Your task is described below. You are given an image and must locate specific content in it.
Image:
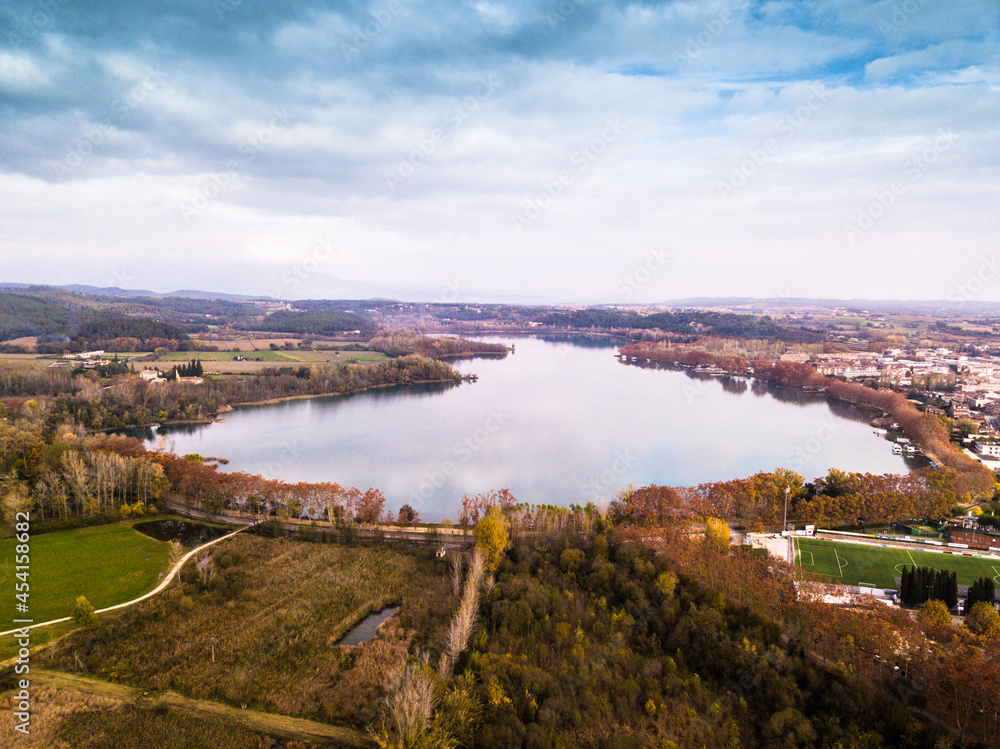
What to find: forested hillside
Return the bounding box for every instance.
[0,292,77,340]
[233,309,376,336]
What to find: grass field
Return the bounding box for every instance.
[794,537,1000,589]
[0,521,172,624]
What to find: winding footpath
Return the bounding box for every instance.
[28,669,374,747]
[0,522,256,638]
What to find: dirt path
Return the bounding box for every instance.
[0,523,256,638]
[31,669,374,748]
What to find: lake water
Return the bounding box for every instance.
[140,336,909,520]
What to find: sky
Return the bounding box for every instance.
[0,0,998,304]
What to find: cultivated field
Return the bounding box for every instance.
[0,521,171,624]
[794,537,1000,589]
[149,348,389,374]
[155,349,387,363]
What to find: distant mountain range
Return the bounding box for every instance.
[657,297,1000,315]
[3,282,1000,315]
[0,283,262,302]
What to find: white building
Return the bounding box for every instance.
[976,441,1000,458]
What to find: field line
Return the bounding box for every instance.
[832,547,845,578]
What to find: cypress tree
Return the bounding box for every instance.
[968,576,996,609]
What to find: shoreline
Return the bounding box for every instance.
[620,357,955,475]
[103,376,466,432]
[225,376,465,409]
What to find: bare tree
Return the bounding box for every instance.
[373,653,437,748]
[439,550,486,679]
[450,553,463,598]
[195,554,216,587]
[167,540,185,569]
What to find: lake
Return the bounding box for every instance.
[139,336,909,520]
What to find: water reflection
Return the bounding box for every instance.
[136,336,909,519]
[718,376,748,396]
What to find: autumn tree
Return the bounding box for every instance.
[474,508,510,572]
[966,602,1000,639]
[397,504,419,525]
[918,599,951,631]
[704,517,730,553]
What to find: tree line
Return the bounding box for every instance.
[609,467,961,529]
[369,330,509,359]
[1,355,461,430]
[540,308,824,342]
[0,420,170,528]
[92,434,393,525]
[899,565,958,608]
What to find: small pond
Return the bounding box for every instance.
[336,606,400,646]
[133,519,230,547]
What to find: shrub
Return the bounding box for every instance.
[73,596,96,628]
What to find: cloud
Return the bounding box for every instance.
[0,0,997,301]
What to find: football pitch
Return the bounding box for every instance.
[793,537,1000,589]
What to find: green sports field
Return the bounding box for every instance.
[794,537,1000,589]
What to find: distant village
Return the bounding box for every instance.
[780,344,1000,467]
